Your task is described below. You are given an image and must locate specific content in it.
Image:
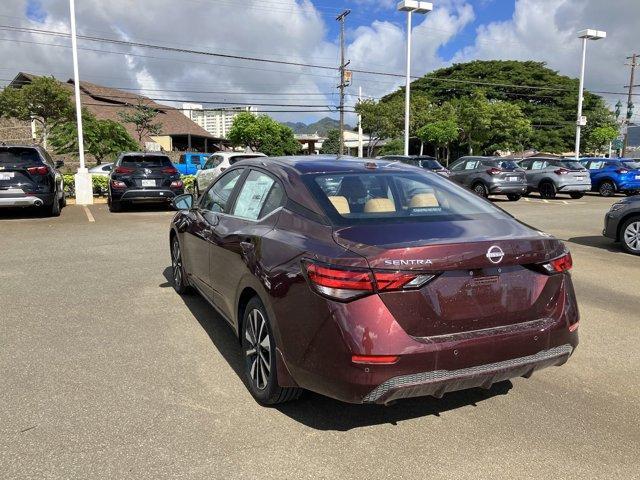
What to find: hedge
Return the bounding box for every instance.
[63,173,196,197]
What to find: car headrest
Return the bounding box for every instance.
[364,198,396,213]
[409,193,440,208]
[328,196,350,214]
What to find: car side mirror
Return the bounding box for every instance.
[55,160,64,168]
[172,193,194,210]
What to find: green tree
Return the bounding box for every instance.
[585,125,619,155]
[378,138,404,156]
[485,102,533,154]
[355,99,401,157]
[118,101,162,144]
[417,119,458,164]
[452,91,492,154]
[50,111,139,164]
[381,60,614,153]
[228,112,299,156]
[320,129,341,154]
[0,76,73,148]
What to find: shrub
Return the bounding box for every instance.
[181,175,196,194]
[62,173,109,197]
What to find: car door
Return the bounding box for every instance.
[182,168,245,300]
[208,169,285,322]
[586,159,606,188]
[448,160,468,184]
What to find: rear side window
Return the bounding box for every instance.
[121,155,172,167]
[202,169,243,212]
[0,148,42,165]
[232,170,279,220]
[307,171,505,224]
[622,160,640,169]
[177,155,186,164]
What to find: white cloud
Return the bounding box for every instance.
[454,0,640,110]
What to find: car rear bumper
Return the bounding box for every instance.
[112,188,183,202]
[363,344,572,404]
[0,192,54,208]
[603,211,620,239]
[618,181,640,191]
[557,183,591,192]
[489,184,528,194]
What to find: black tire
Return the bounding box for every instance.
[472,182,488,198]
[599,180,615,197]
[620,216,640,256]
[47,190,61,217]
[60,191,67,208]
[569,192,585,199]
[539,181,557,199]
[170,235,192,294]
[108,196,122,212]
[241,297,302,405]
[506,194,521,201]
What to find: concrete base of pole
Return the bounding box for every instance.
[74,169,94,205]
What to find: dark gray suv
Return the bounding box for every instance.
[603,196,640,255]
[449,156,527,201]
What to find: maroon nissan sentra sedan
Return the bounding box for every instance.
[169,156,578,405]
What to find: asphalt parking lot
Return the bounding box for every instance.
[1,193,639,480]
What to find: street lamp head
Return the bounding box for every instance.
[397,0,433,14]
[577,29,607,40]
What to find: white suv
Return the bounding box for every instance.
[195,152,266,195]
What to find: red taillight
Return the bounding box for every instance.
[27,166,49,175]
[110,180,126,189]
[162,166,179,175]
[170,180,184,189]
[542,252,573,274]
[352,355,399,365]
[554,168,569,175]
[306,264,374,300]
[616,169,629,174]
[486,168,502,175]
[373,271,421,291]
[115,166,134,174]
[304,261,435,301]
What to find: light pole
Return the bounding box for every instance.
[69,0,93,205]
[575,29,606,160]
[397,1,432,156]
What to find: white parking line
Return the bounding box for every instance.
[83,206,95,223]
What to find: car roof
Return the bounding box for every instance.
[119,152,170,157]
[214,151,267,158]
[234,155,425,175]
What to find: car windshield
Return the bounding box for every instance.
[0,147,41,165]
[306,171,508,224]
[421,159,443,169]
[229,155,265,165]
[493,160,520,170]
[121,155,172,167]
[622,160,640,169]
[557,160,584,169]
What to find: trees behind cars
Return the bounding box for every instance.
[0,76,73,149]
[50,111,139,165]
[228,112,299,156]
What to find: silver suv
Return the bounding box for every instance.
[449,156,527,201]
[518,157,591,199]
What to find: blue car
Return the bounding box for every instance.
[580,157,640,197]
[175,152,211,175]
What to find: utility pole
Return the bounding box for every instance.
[357,86,363,158]
[337,9,350,159]
[623,53,638,157]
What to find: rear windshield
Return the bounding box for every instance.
[306,170,507,224]
[420,159,443,169]
[229,155,264,165]
[120,155,172,167]
[0,147,42,165]
[622,160,640,169]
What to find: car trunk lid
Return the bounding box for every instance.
[333,219,567,338]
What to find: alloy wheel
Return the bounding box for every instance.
[600,181,615,197]
[245,309,271,391]
[172,239,183,287]
[473,184,487,197]
[623,221,640,253]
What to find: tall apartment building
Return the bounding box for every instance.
[182,104,257,139]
